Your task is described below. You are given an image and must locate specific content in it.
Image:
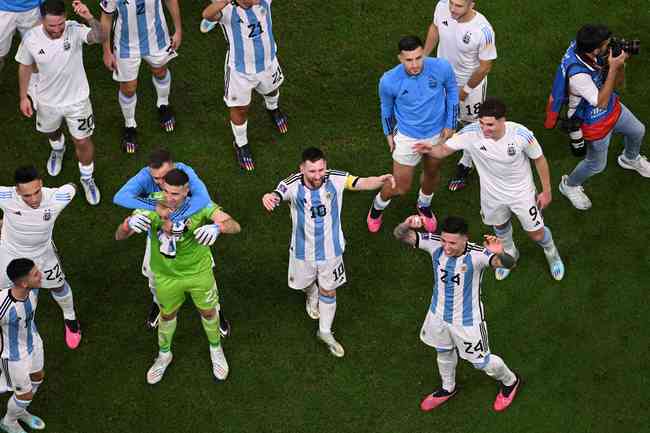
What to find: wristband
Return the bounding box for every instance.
[463,84,473,94]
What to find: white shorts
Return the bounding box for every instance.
[113,50,178,82]
[0,7,40,57]
[480,191,545,232]
[36,98,94,140]
[288,255,346,292]
[224,56,284,107]
[0,338,44,394]
[0,245,66,290]
[459,78,488,124]
[392,131,440,167]
[419,310,490,364]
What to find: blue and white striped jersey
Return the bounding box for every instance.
[275,170,358,261]
[0,289,40,361]
[0,184,75,257]
[218,0,277,74]
[417,232,494,326]
[100,0,171,59]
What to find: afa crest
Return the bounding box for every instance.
[428,76,437,89]
[43,209,51,221]
[507,144,516,156]
[462,32,472,44]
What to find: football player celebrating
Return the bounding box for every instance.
[367,35,458,234]
[262,147,394,357]
[15,0,105,205]
[100,0,182,153]
[113,148,231,336]
[394,215,521,412]
[0,259,47,433]
[0,166,82,350]
[115,169,241,384]
[424,0,497,191]
[414,97,565,281]
[202,0,288,171]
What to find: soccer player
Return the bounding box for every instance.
[15,0,105,205]
[113,148,231,335]
[414,97,565,281]
[0,166,82,350]
[201,0,289,172]
[0,0,40,74]
[394,215,521,412]
[367,35,458,233]
[115,168,241,383]
[262,147,395,357]
[0,259,47,433]
[100,0,182,153]
[423,0,497,191]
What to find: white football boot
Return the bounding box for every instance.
[80,176,101,206]
[316,330,344,358]
[146,351,173,384]
[210,344,229,381]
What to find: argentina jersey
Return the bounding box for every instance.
[100,0,171,59]
[275,170,355,261]
[417,233,493,326]
[218,0,277,74]
[0,289,40,362]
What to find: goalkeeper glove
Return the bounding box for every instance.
[195,224,220,246]
[128,214,151,233]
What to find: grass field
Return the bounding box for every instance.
[0,1,649,432]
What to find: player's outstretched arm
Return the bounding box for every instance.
[73,1,106,44]
[484,235,515,269]
[393,215,423,247]
[533,155,552,210]
[115,214,151,240]
[202,0,230,21]
[164,0,182,50]
[423,22,439,56]
[100,12,116,71]
[113,168,158,211]
[351,174,395,191]
[412,141,456,159]
[262,192,282,212]
[211,210,241,235]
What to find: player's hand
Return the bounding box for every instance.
[483,235,504,255]
[103,50,118,72]
[413,141,433,155]
[536,190,552,210]
[437,128,454,145]
[386,134,395,153]
[156,202,172,219]
[72,1,93,21]
[19,97,33,118]
[405,215,423,229]
[128,214,151,233]
[195,224,220,246]
[379,174,396,189]
[262,193,280,212]
[169,31,182,52]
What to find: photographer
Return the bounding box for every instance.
[548,24,649,210]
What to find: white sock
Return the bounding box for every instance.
[31,380,42,396]
[231,121,248,147]
[437,349,458,392]
[118,90,138,128]
[304,283,318,307]
[494,223,516,258]
[5,395,30,423]
[459,151,473,168]
[149,285,159,305]
[152,70,171,107]
[372,193,391,211]
[417,189,434,208]
[536,226,557,256]
[51,281,76,320]
[482,354,516,386]
[49,133,65,151]
[318,294,336,334]
[263,92,279,110]
[78,162,94,180]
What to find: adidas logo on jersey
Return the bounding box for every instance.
[480,145,487,151]
[442,20,448,26]
[13,211,21,215]
[402,90,409,95]
[38,49,45,55]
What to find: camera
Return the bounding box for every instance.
[609,37,641,57]
[560,116,586,157]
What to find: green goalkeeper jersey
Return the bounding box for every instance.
[135,195,221,279]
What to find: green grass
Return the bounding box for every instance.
[0,1,649,432]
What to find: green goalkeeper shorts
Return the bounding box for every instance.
[155,271,220,315]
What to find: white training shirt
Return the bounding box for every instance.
[100,0,171,59]
[417,232,493,326]
[0,184,75,258]
[568,73,599,117]
[218,0,277,75]
[15,21,91,107]
[0,289,43,361]
[445,122,543,202]
[0,288,41,362]
[274,170,358,262]
[433,0,497,87]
